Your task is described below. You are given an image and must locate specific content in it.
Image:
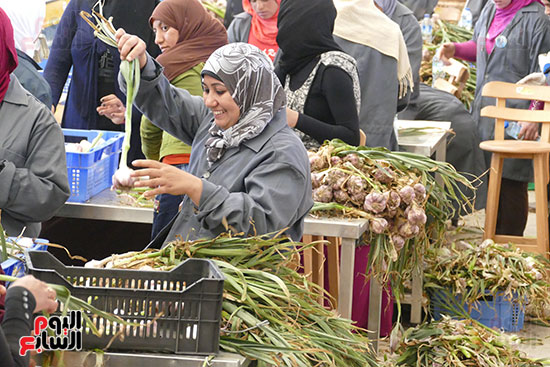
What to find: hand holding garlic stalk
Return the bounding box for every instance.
[80,10,142,187]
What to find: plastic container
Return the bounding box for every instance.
[1,238,49,278]
[458,7,473,31]
[430,289,525,332]
[63,129,124,202]
[421,14,433,42]
[504,121,540,141]
[26,250,224,355]
[504,120,522,140]
[432,55,445,86]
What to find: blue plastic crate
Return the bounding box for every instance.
[431,289,525,332]
[1,238,49,278]
[63,129,124,202]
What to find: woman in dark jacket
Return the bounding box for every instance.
[44,0,160,163]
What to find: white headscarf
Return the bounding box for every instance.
[0,0,45,57]
[333,0,413,98]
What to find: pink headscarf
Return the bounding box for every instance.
[0,8,18,103]
[487,0,542,53]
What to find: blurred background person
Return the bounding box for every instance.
[438,0,550,236]
[227,0,280,61]
[44,0,160,165]
[0,0,52,107]
[224,0,244,28]
[333,0,413,150]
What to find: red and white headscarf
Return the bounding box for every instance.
[242,0,280,61]
[0,7,18,103]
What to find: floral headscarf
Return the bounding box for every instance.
[202,43,286,164]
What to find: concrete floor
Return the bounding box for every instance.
[460,191,550,360]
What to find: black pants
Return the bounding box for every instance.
[495,178,528,236]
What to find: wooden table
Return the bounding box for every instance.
[302,217,386,351]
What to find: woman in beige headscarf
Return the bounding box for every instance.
[333,0,413,151]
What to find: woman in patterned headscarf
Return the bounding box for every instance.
[274,0,361,150]
[113,31,313,247]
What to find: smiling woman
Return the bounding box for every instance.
[114,37,313,247]
[201,74,241,130]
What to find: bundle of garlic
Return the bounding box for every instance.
[309,140,473,319]
[424,239,550,323]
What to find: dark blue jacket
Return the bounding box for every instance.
[44,0,159,162]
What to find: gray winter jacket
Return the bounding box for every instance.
[120,56,313,246]
[0,75,69,237]
[227,12,252,43]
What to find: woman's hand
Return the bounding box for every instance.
[438,43,456,66]
[131,160,203,205]
[115,28,147,69]
[518,121,540,141]
[10,276,58,314]
[97,94,126,125]
[517,72,547,86]
[286,108,299,128]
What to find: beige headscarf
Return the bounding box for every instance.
[333,0,413,97]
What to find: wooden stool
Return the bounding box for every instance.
[480,81,550,255]
[359,129,367,146]
[301,235,340,308]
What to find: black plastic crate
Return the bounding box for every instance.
[26,250,224,355]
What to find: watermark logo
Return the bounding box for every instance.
[19,310,83,356]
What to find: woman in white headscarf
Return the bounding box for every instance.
[0,0,51,107]
[113,30,313,247]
